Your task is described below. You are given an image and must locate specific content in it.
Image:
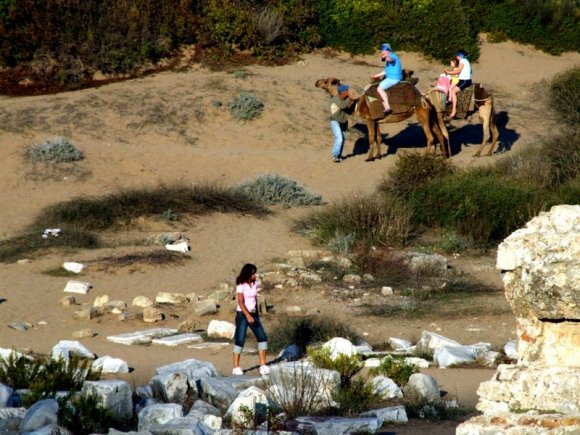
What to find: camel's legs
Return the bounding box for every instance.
[437,113,451,158]
[486,107,499,156]
[366,120,378,161]
[473,100,499,157]
[375,124,382,159]
[416,106,437,157]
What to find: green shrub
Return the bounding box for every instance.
[229,92,264,121]
[331,377,381,416]
[25,137,84,163]
[295,193,412,251]
[58,394,120,434]
[268,316,359,353]
[308,346,364,388]
[550,67,580,126]
[371,355,418,387]
[238,173,322,207]
[403,390,475,421]
[382,152,454,201]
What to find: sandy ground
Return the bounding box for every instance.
[1,35,579,433]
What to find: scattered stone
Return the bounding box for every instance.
[405,373,441,401]
[8,322,31,332]
[208,289,230,301]
[152,333,203,346]
[416,330,462,355]
[207,320,235,340]
[194,299,217,316]
[143,306,164,323]
[107,328,178,345]
[93,295,109,307]
[150,232,188,246]
[403,252,448,276]
[51,340,95,360]
[362,273,375,283]
[132,296,154,307]
[373,376,403,399]
[389,337,412,350]
[285,306,302,316]
[59,296,76,306]
[503,340,518,360]
[434,345,482,368]
[71,328,94,339]
[93,356,129,373]
[286,416,383,435]
[19,398,59,433]
[322,337,357,360]
[364,358,381,368]
[73,308,94,320]
[404,357,430,369]
[288,256,305,268]
[188,342,229,350]
[176,319,196,333]
[381,286,394,296]
[81,380,133,422]
[63,280,91,294]
[0,384,13,407]
[342,274,361,285]
[225,386,269,426]
[62,262,85,274]
[17,259,32,264]
[305,307,320,316]
[360,405,408,423]
[165,241,190,252]
[138,403,183,432]
[156,292,189,305]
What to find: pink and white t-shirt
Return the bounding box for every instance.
[236,281,260,312]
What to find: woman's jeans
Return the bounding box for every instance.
[233,311,268,354]
[330,120,347,159]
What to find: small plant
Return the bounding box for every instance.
[211,99,223,108]
[331,377,382,416]
[268,316,359,353]
[162,208,178,222]
[229,92,264,121]
[25,137,84,163]
[371,356,418,387]
[58,393,119,434]
[403,390,475,421]
[308,346,363,388]
[238,173,322,208]
[232,69,247,79]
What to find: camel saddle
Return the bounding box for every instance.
[364,82,423,120]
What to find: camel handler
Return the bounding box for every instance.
[328,84,357,163]
[371,43,403,115]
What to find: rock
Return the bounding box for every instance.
[81,380,133,422]
[138,403,183,431]
[225,386,269,426]
[381,286,394,296]
[151,372,189,403]
[285,306,302,316]
[59,296,76,306]
[92,356,129,374]
[93,295,109,307]
[360,405,408,423]
[405,373,440,401]
[434,345,482,368]
[62,261,85,274]
[208,289,230,301]
[322,337,357,360]
[403,252,448,276]
[143,306,164,323]
[165,241,191,252]
[156,292,189,304]
[73,308,93,320]
[207,320,235,340]
[107,328,178,345]
[152,333,203,346]
[51,340,95,360]
[19,399,59,433]
[362,273,375,283]
[404,357,430,369]
[194,299,217,316]
[63,280,91,294]
[342,274,362,285]
[0,383,13,407]
[372,376,403,399]
[8,322,31,332]
[285,416,383,435]
[504,340,519,360]
[132,296,154,307]
[71,328,94,339]
[416,330,462,355]
[389,337,412,350]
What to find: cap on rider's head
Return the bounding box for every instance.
[381,43,392,52]
[338,84,349,93]
[456,50,466,58]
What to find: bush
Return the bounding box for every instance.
[25,137,84,163]
[550,67,580,126]
[371,355,419,387]
[238,173,322,207]
[268,316,359,354]
[381,152,454,201]
[229,92,264,121]
[308,346,364,388]
[58,394,120,434]
[403,390,475,421]
[295,193,412,252]
[331,377,381,416]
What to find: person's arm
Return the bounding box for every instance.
[371,71,385,80]
[237,286,254,323]
[445,63,464,76]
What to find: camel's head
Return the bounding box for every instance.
[315,77,340,96]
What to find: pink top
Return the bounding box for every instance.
[236,281,260,312]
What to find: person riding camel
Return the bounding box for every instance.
[370,43,403,115]
[444,50,472,119]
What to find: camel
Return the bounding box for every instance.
[315,75,449,161]
[425,83,499,157]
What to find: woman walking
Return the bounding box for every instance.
[232,263,269,376]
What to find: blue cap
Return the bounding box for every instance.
[456,50,466,58]
[338,84,349,93]
[381,43,392,52]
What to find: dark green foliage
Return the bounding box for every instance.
[381,153,454,201]
[32,183,268,231]
[403,390,476,421]
[407,168,551,245]
[268,316,359,353]
[238,173,322,207]
[371,355,418,387]
[549,67,580,126]
[331,377,382,416]
[0,353,43,390]
[58,394,120,434]
[25,137,84,163]
[229,92,264,121]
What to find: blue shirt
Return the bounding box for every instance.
[384,52,403,81]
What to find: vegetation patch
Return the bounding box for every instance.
[238,173,322,207]
[87,250,191,271]
[371,356,419,387]
[229,92,264,121]
[24,137,84,163]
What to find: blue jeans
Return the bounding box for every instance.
[233,311,268,354]
[330,120,347,159]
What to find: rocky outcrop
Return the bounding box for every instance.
[458,205,580,434]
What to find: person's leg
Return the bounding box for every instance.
[378,78,399,113]
[330,120,344,160]
[249,316,268,368]
[232,311,248,372]
[450,87,459,118]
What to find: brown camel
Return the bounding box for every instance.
[315,76,449,161]
[425,83,499,157]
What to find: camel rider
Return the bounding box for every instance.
[445,50,472,118]
[371,43,403,115]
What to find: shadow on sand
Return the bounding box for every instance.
[346,122,427,160]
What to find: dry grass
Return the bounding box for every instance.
[86,250,190,271]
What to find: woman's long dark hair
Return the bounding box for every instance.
[236,263,257,285]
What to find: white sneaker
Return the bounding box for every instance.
[232,367,244,376]
[259,365,270,376]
